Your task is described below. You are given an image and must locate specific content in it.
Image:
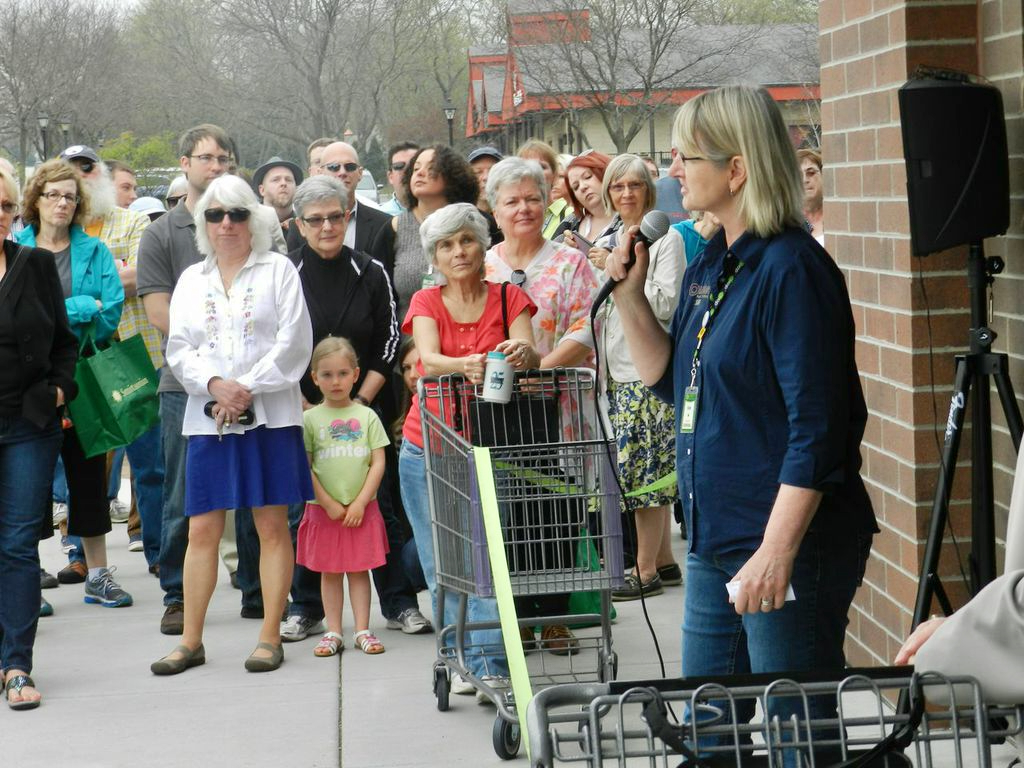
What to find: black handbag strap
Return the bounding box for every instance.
[501,280,509,339]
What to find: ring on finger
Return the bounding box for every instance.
[759,597,773,609]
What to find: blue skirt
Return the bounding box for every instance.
[185,425,313,516]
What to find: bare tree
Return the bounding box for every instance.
[510,0,766,152]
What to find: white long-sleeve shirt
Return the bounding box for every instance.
[166,250,313,436]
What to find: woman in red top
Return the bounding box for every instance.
[399,202,538,696]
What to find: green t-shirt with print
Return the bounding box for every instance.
[302,403,390,505]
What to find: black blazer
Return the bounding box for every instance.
[285,200,394,256]
[0,240,78,428]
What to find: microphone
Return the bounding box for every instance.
[590,210,672,314]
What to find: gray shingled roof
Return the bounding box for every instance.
[514,23,818,95]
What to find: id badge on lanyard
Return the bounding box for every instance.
[680,385,699,433]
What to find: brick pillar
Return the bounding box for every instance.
[819,1,994,665]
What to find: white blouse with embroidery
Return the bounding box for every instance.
[167,250,313,436]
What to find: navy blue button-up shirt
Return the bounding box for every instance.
[650,226,876,556]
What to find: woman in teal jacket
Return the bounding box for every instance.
[18,160,132,609]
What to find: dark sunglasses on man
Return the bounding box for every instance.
[74,160,95,174]
[166,195,185,208]
[203,208,251,223]
[321,161,360,174]
[390,161,408,172]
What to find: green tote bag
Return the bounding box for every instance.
[67,329,160,458]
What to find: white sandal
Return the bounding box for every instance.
[313,632,344,657]
[353,629,385,654]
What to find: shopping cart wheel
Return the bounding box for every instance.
[492,716,521,760]
[433,665,450,712]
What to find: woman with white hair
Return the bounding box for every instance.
[399,202,539,697]
[605,85,877,737]
[151,175,313,675]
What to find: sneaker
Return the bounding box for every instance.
[127,535,144,552]
[57,560,88,584]
[52,501,68,526]
[612,572,664,602]
[109,499,130,523]
[84,566,133,608]
[279,614,325,642]
[385,607,433,634]
[450,674,475,696]
[40,568,59,589]
[160,603,185,635]
[40,597,54,617]
[540,624,580,656]
[475,675,509,706]
[657,563,683,586]
[60,536,75,555]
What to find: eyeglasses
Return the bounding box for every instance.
[203,208,251,223]
[190,154,232,166]
[74,160,95,174]
[609,181,647,194]
[510,269,527,287]
[321,162,360,174]
[300,212,346,228]
[166,195,185,207]
[0,201,17,215]
[390,161,408,172]
[41,191,80,205]
[671,148,707,164]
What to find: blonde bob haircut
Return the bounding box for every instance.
[673,85,803,238]
[310,335,359,373]
[601,153,656,217]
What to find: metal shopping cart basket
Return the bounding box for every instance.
[419,368,625,758]
[525,667,1024,767]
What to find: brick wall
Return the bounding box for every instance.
[820,0,1024,666]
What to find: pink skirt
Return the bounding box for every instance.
[296,500,389,574]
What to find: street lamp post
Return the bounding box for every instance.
[60,118,71,149]
[443,98,456,147]
[37,113,50,161]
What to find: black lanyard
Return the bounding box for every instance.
[688,250,744,388]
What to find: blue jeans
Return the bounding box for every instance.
[0,416,62,674]
[371,446,420,620]
[682,532,872,734]
[107,446,125,499]
[399,442,507,678]
[286,502,324,620]
[53,456,85,563]
[52,456,68,504]
[158,391,189,606]
[124,424,164,567]
[234,507,262,611]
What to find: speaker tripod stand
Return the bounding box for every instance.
[910,241,1022,629]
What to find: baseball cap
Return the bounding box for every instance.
[467,146,503,164]
[58,145,101,164]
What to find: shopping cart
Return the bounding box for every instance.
[525,667,1024,767]
[419,368,625,758]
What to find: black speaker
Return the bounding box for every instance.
[899,73,1010,256]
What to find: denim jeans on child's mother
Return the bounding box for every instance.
[399,441,508,679]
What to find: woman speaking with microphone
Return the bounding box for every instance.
[604,85,877,734]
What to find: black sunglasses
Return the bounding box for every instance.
[166,195,185,207]
[390,161,408,172]
[510,269,527,287]
[321,161,360,174]
[204,208,251,223]
[75,160,95,174]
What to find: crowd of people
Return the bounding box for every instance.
[0,86,890,722]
